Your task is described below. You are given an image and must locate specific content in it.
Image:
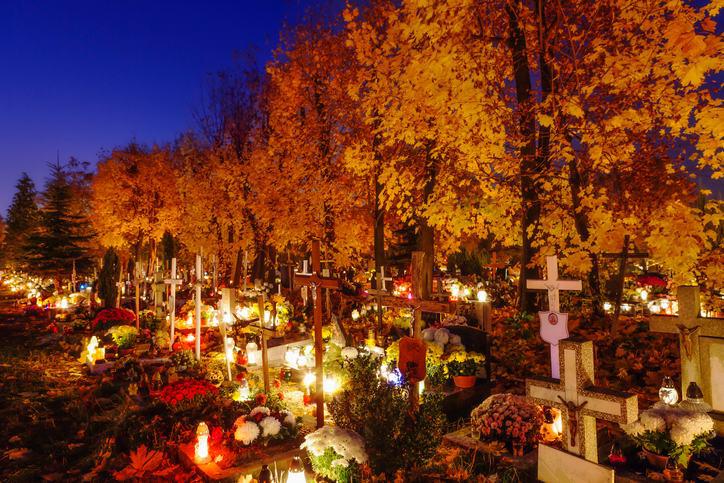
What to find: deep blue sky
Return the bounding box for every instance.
[0,0,315,212]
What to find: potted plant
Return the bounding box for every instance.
[107,325,139,355]
[446,351,485,388]
[621,405,714,470]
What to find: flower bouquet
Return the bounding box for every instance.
[301,425,368,483]
[92,307,136,331]
[107,325,139,351]
[232,393,300,449]
[470,394,543,455]
[157,378,219,412]
[621,405,714,468]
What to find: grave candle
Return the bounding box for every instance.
[195,422,210,463]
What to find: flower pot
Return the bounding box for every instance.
[453,375,477,388]
[643,448,669,471]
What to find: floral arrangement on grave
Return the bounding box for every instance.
[445,350,486,388]
[179,300,214,328]
[157,379,219,412]
[171,350,199,372]
[470,394,543,455]
[232,394,301,447]
[382,307,413,331]
[107,325,139,350]
[92,307,136,331]
[620,406,715,468]
[301,425,368,483]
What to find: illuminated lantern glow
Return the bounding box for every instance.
[287,456,306,483]
[185,333,195,343]
[477,290,488,303]
[246,341,259,365]
[351,309,360,321]
[86,336,99,364]
[323,376,340,394]
[303,371,315,391]
[658,376,679,405]
[639,289,649,302]
[450,284,460,299]
[603,302,612,312]
[195,422,210,463]
[225,337,235,362]
[59,297,69,310]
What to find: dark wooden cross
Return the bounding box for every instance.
[293,239,342,428]
[367,252,457,409]
[484,252,506,280]
[601,234,648,328]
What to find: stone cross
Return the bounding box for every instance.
[164,258,183,349]
[294,239,342,429]
[527,256,581,378]
[152,266,165,316]
[134,261,144,329]
[527,337,638,463]
[650,285,724,414]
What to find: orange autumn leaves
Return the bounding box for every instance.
[91,0,722,291]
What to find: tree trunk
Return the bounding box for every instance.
[568,154,604,317]
[231,247,245,288]
[507,1,543,313]
[374,170,386,282]
[416,145,437,297]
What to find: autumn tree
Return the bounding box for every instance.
[92,144,180,270]
[98,246,121,308]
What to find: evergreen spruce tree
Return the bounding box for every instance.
[98,247,121,308]
[4,173,40,268]
[26,163,93,286]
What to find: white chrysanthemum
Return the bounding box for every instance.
[341,346,359,360]
[301,426,368,467]
[281,410,297,427]
[249,406,270,418]
[434,328,450,345]
[260,416,281,437]
[234,421,260,445]
[670,423,695,446]
[641,412,666,432]
[421,328,436,341]
[621,420,646,437]
[449,334,462,346]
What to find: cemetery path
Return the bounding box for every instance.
[0,292,104,481]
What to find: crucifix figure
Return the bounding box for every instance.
[164,258,183,349]
[650,285,724,414]
[297,259,312,306]
[526,256,582,378]
[527,337,638,463]
[294,239,342,428]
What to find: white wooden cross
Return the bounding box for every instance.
[650,285,724,414]
[527,256,582,378]
[526,255,582,312]
[164,258,183,349]
[527,338,638,465]
[377,266,394,292]
[194,254,203,360]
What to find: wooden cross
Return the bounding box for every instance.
[152,266,166,316]
[164,258,183,349]
[372,266,394,331]
[601,234,648,325]
[526,337,638,463]
[367,252,457,409]
[484,252,506,280]
[650,285,724,410]
[526,255,582,313]
[193,254,203,361]
[293,239,342,429]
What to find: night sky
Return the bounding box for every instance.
[0,0,315,212]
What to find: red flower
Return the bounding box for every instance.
[255,393,268,406]
[273,379,281,389]
[235,372,246,382]
[211,426,223,443]
[277,392,284,401]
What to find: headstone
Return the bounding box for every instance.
[649,285,724,432]
[526,337,638,481]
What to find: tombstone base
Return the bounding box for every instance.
[439,379,490,420]
[538,444,614,483]
[177,439,304,482]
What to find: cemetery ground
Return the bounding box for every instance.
[1,277,723,483]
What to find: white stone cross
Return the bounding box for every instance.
[526,255,582,312]
[297,259,312,305]
[527,337,638,464]
[650,285,724,413]
[164,258,183,348]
